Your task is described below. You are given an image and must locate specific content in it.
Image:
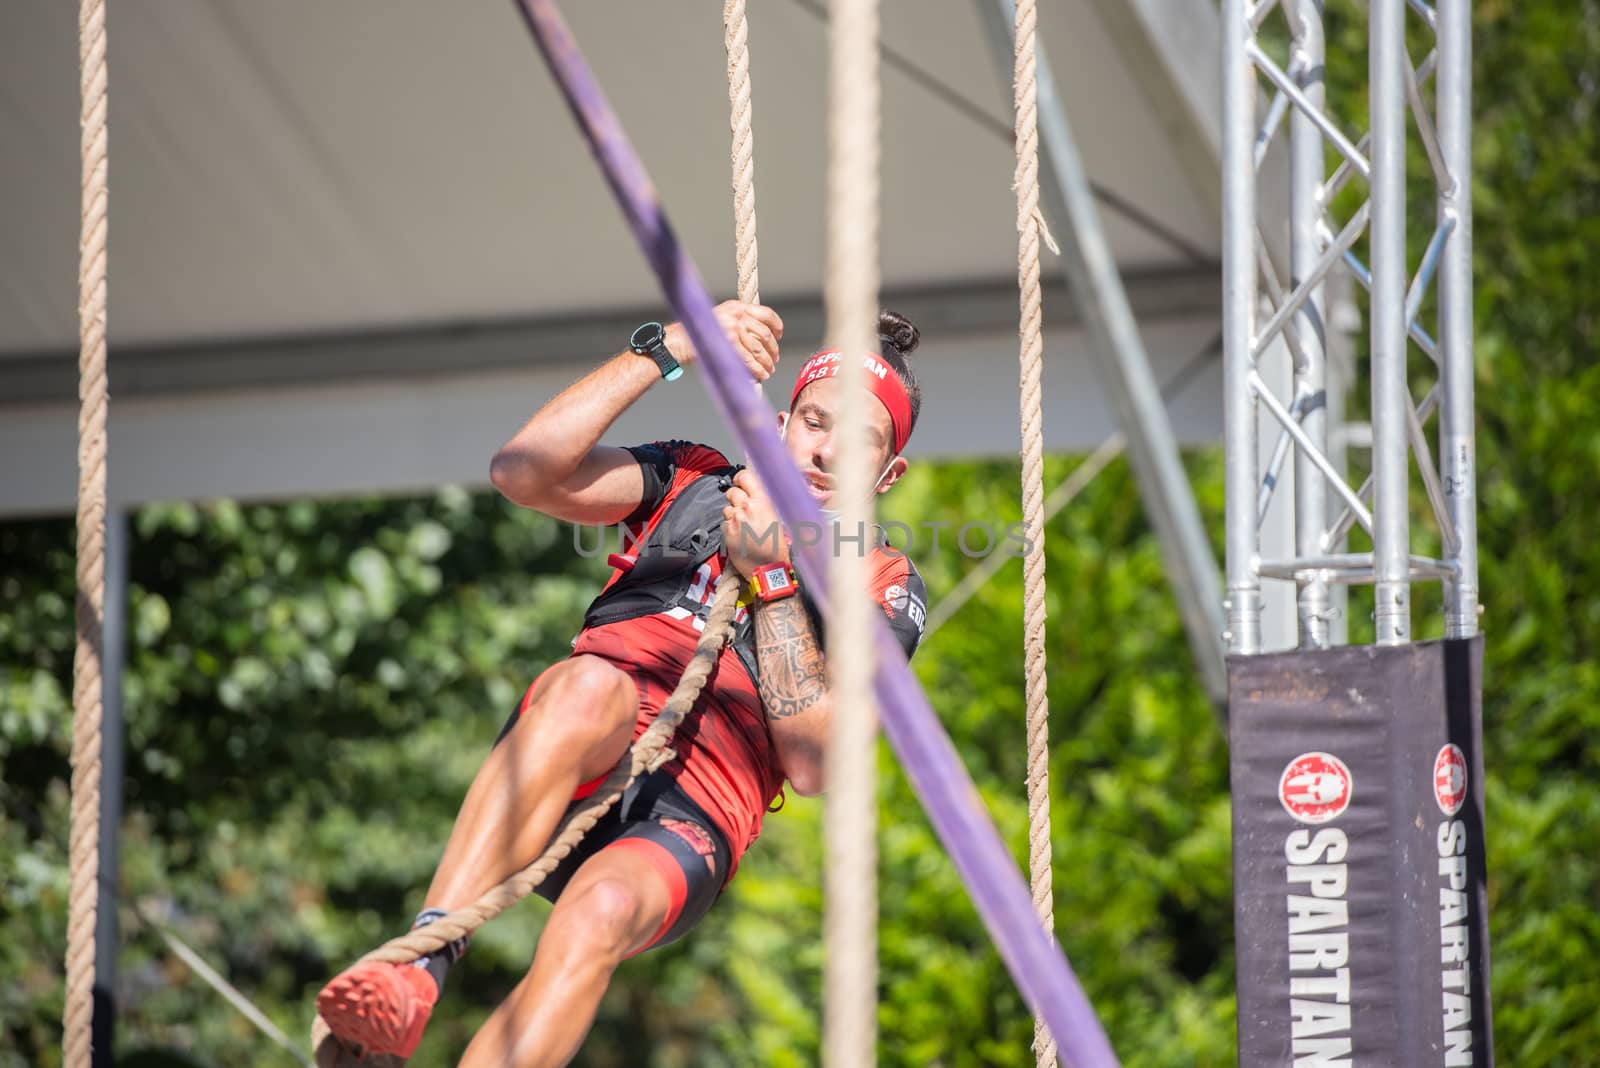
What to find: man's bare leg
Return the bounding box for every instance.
[424,655,639,907]
[318,654,640,1057]
[459,845,674,1068]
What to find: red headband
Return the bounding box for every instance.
[789,349,913,455]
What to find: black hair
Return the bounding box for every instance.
[875,309,923,439]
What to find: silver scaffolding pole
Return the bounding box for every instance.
[1369,0,1411,644]
[980,0,1228,704]
[1438,0,1478,638]
[1222,0,1260,655]
[1289,0,1330,649]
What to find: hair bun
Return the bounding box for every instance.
[877,309,920,358]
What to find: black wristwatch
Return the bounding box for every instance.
[630,321,683,381]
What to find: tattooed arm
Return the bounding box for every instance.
[722,467,841,795]
[750,595,835,796]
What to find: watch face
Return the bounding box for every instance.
[631,321,665,352]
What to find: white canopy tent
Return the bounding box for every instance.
[0,0,1225,518]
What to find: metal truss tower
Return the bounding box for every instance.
[1222,4,1492,1063]
[1222,0,1478,653]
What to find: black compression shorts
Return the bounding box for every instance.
[533,768,733,954]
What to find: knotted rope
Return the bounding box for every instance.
[312,575,743,1066]
[1012,0,1057,1064]
[822,0,882,1064]
[66,2,109,1066]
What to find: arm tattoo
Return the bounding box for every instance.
[752,597,828,720]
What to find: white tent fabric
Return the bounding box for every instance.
[0,0,1223,515]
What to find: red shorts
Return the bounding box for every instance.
[500,622,779,951]
[568,618,784,870]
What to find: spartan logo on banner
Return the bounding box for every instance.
[1229,638,1493,1068]
[1435,744,1468,816]
[1279,752,1353,823]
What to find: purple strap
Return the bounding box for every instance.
[510,2,1120,1063]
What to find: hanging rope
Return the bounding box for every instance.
[65,2,109,1066]
[723,0,761,307]
[1011,0,1057,1064]
[312,576,742,1067]
[729,0,885,1056]
[822,0,881,1064]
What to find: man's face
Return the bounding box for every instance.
[780,377,906,510]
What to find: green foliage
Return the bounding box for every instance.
[1,491,605,1066]
[3,1,1598,1065]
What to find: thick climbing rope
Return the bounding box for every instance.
[1011,0,1058,1064]
[822,0,881,1064]
[723,0,761,307]
[728,0,883,1056]
[311,577,742,1066]
[65,2,109,1066]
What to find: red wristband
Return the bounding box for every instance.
[748,562,799,602]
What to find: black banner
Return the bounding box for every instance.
[1230,637,1492,1066]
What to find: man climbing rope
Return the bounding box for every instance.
[317,300,930,1067]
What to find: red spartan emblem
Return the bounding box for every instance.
[660,818,718,878]
[1434,744,1468,816]
[1278,752,1354,824]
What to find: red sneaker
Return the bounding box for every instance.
[317,961,438,1059]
